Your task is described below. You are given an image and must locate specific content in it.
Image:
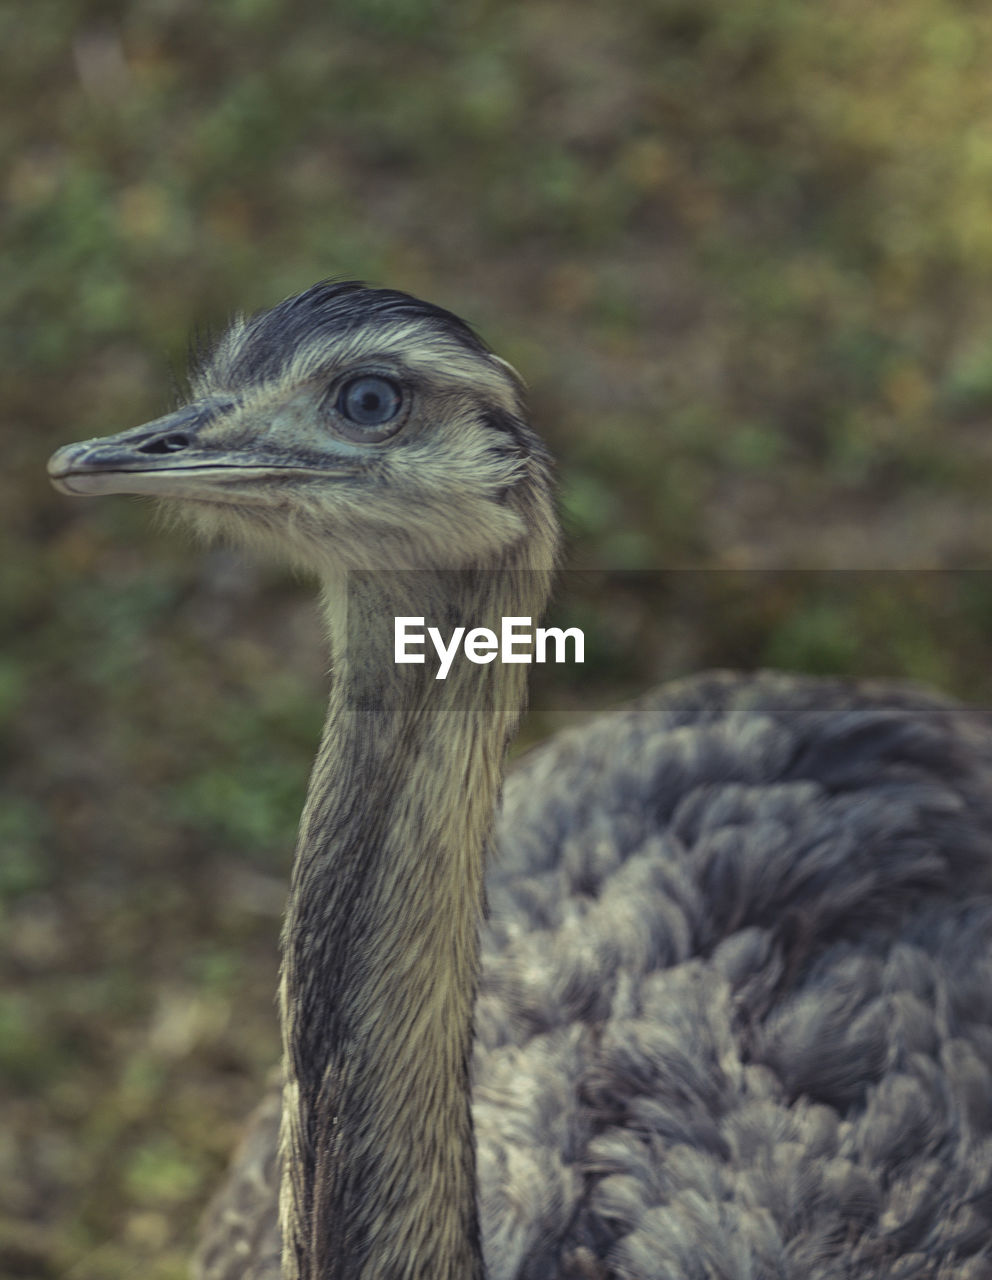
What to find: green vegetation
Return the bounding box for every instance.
[5,1,992,1273]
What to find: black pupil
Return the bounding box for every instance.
[340,377,399,426]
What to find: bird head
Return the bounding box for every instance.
[48,282,559,578]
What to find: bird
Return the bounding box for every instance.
[48,281,992,1280]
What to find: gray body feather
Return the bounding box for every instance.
[195,671,992,1279]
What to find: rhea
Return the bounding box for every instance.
[48,283,992,1279]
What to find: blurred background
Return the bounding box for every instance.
[6,1,992,1275]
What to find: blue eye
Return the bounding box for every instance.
[337,376,402,427]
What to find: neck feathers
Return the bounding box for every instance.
[278,560,551,1278]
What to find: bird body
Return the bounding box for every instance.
[48,284,992,1278]
[196,672,992,1280]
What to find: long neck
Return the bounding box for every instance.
[278,567,547,1279]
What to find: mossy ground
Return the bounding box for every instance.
[5,2,992,1275]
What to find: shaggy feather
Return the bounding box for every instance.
[196,673,992,1279]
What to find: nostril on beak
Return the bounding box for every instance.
[139,433,190,455]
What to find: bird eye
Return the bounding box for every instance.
[337,376,402,428]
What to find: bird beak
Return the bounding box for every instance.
[48,399,352,501]
[47,402,236,498]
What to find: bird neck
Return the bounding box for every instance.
[278,564,549,1280]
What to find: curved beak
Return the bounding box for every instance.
[47,399,350,500]
[48,403,227,497]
